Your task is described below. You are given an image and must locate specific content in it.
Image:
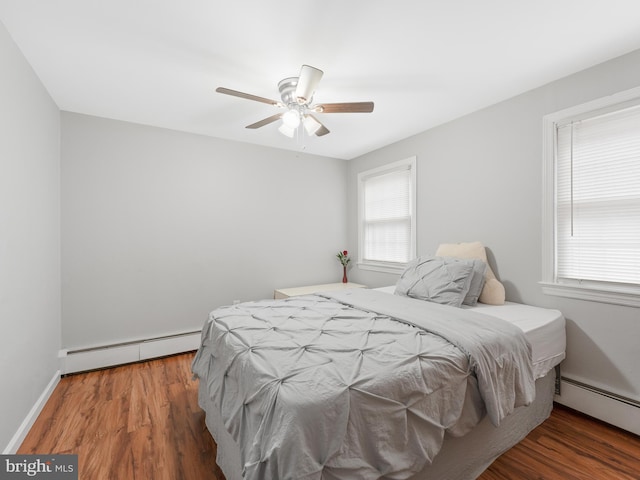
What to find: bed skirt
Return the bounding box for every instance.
[198,369,555,480]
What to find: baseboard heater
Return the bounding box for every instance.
[60,330,202,375]
[562,376,640,409]
[556,375,640,436]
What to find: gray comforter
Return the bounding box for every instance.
[192,289,534,480]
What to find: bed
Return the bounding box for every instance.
[192,255,566,480]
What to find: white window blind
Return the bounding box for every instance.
[358,157,416,271]
[555,104,640,287]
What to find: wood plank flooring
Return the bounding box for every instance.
[18,352,640,479]
[18,352,223,479]
[478,403,640,480]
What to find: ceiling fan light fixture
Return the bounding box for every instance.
[303,115,321,136]
[278,123,296,138]
[282,109,301,128]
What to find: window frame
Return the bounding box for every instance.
[357,156,417,274]
[541,86,640,308]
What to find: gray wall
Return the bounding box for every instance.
[348,48,640,403]
[0,22,61,450]
[61,113,347,349]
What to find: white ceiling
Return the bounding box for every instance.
[2,1,640,160]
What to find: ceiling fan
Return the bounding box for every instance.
[216,65,374,138]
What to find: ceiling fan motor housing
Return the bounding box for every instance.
[279,77,308,107]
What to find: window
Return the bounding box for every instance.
[541,87,640,307]
[357,157,416,273]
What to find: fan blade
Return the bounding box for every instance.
[315,124,330,136]
[313,102,374,113]
[246,113,283,129]
[216,87,281,106]
[295,65,323,104]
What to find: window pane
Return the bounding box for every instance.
[556,104,640,285]
[363,218,411,263]
[358,158,415,268]
[364,169,410,221]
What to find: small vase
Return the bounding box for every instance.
[342,266,348,283]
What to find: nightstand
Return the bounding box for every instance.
[274,282,366,299]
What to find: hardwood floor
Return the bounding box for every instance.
[18,352,640,479]
[18,352,223,480]
[478,402,640,480]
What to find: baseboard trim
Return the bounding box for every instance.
[61,330,202,374]
[3,370,60,454]
[555,377,640,435]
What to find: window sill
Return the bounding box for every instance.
[358,261,406,275]
[539,281,640,308]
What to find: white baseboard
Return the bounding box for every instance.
[555,378,640,436]
[60,330,202,375]
[3,370,60,454]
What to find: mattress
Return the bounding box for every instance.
[374,286,566,379]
